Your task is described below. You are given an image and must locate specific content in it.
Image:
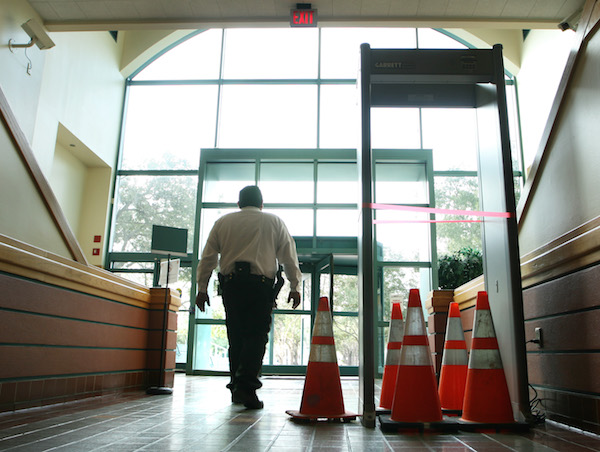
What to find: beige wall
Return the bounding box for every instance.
[519,28,600,256]
[32,30,125,175]
[0,1,125,263]
[516,29,577,172]
[0,0,46,142]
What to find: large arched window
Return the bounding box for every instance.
[107,28,523,372]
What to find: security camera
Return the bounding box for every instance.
[558,21,573,31]
[9,19,55,50]
[22,19,55,50]
[558,9,582,32]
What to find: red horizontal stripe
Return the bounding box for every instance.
[402,335,428,346]
[387,342,402,349]
[471,337,499,350]
[444,340,467,350]
[365,202,513,218]
[312,336,335,345]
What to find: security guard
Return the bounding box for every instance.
[195,185,302,409]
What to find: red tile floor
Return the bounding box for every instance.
[0,374,599,451]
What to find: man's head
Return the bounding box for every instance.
[238,185,263,209]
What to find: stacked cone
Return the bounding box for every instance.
[390,289,442,423]
[286,296,356,421]
[438,302,468,415]
[460,291,514,424]
[379,302,404,410]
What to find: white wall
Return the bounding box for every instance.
[0,1,125,262]
[32,30,125,174]
[515,29,576,173]
[0,0,46,142]
[49,143,86,236]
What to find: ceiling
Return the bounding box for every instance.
[28,0,586,32]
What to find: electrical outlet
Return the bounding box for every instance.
[534,327,543,348]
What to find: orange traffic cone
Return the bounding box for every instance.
[379,302,404,411]
[438,302,468,415]
[286,297,356,422]
[380,290,457,432]
[459,291,517,430]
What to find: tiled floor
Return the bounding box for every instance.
[0,374,599,451]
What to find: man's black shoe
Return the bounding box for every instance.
[233,389,264,409]
[231,392,243,404]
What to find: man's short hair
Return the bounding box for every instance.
[238,185,263,208]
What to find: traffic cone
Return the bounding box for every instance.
[286,297,356,422]
[459,291,521,430]
[380,290,456,432]
[379,302,404,411]
[438,302,468,415]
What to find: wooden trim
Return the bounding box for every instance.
[520,214,600,288]
[450,214,600,298]
[517,0,600,224]
[0,234,151,307]
[453,275,484,310]
[0,84,88,264]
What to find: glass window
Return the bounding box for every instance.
[317,210,360,237]
[111,175,197,253]
[133,29,223,81]
[198,208,236,253]
[434,176,482,256]
[375,210,431,262]
[193,324,229,371]
[319,85,359,148]
[333,316,359,366]
[371,108,421,149]
[332,274,359,313]
[112,272,154,286]
[204,163,256,203]
[275,273,311,311]
[375,163,429,204]
[380,267,431,320]
[218,85,317,148]
[317,163,358,204]
[121,85,218,170]
[222,28,318,79]
[422,108,478,171]
[264,209,313,236]
[417,29,467,49]
[320,28,417,79]
[271,314,311,365]
[259,163,314,203]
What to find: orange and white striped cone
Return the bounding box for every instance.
[380,290,457,432]
[286,297,356,422]
[459,291,523,431]
[379,302,404,411]
[438,302,468,415]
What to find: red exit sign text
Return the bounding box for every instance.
[290,9,317,27]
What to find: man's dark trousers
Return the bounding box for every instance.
[221,275,274,394]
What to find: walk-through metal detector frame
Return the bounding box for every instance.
[358,44,530,427]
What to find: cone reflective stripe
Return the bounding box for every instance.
[286,297,356,421]
[461,292,514,424]
[438,302,468,413]
[379,303,404,409]
[390,289,442,423]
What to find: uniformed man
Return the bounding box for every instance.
[195,185,302,409]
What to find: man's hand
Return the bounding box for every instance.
[287,291,301,309]
[195,292,210,312]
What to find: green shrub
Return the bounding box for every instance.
[438,247,483,290]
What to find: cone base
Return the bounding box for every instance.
[379,415,458,433]
[286,410,356,423]
[457,418,529,433]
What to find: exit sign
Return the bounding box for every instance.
[290,8,317,27]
